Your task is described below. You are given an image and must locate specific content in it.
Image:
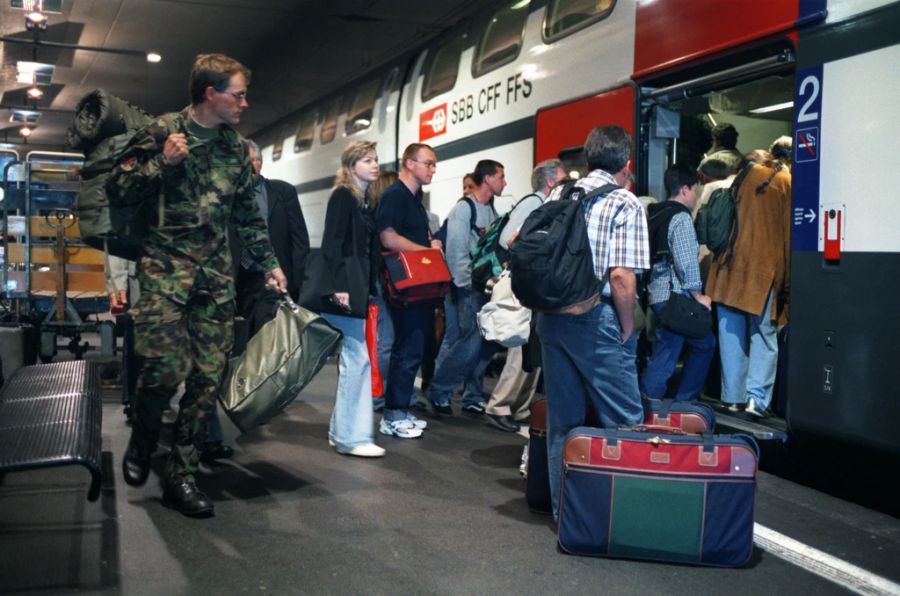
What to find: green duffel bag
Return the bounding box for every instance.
[220,295,342,433]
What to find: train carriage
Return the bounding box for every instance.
[255,0,900,457]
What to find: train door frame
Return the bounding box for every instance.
[633,40,798,414]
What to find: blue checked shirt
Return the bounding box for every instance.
[647,210,703,305]
[548,169,650,295]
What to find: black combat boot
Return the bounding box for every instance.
[122,432,153,486]
[199,441,235,464]
[162,480,215,517]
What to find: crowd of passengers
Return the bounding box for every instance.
[305,123,792,523]
[112,53,792,519]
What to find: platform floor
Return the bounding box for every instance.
[1,360,899,595]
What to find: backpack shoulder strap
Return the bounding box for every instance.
[510,192,541,213]
[581,183,621,203]
[461,196,478,232]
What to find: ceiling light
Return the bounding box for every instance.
[25,9,47,30]
[26,86,44,99]
[146,51,162,63]
[17,61,54,85]
[749,101,794,114]
[19,125,33,138]
[10,109,41,124]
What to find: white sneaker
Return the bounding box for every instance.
[379,418,424,439]
[335,443,386,458]
[406,413,427,430]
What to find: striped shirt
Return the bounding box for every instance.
[647,210,702,305]
[548,169,650,295]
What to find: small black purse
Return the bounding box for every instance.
[658,292,712,339]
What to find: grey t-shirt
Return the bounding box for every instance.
[499,191,545,250]
[445,197,497,287]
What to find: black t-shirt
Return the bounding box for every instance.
[375,180,430,248]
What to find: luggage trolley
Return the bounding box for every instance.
[1,151,114,362]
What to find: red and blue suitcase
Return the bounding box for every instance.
[642,398,715,434]
[526,399,552,513]
[382,249,452,306]
[558,426,758,567]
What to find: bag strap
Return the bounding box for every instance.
[720,162,755,266]
[460,196,478,233]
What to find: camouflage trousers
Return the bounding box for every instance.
[131,290,233,483]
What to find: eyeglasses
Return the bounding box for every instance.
[221,89,248,102]
[413,159,437,169]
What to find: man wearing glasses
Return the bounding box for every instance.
[111,53,286,517]
[376,143,441,438]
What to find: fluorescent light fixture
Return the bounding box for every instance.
[11,0,62,13]
[10,109,41,124]
[749,101,794,114]
[146,51,162,63]
[17,61,54,85]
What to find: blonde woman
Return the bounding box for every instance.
[320,141,384,457]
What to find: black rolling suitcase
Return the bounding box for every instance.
[558,426,759,566]
[525,399,552,513]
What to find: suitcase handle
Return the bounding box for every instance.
[628,424,687,436]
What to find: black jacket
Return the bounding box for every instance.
[264,178,310,299]
[321,186,374,302]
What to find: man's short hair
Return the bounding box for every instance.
[531,159,563,192]
[664,163,699,199]
[769,135,792,162]
[245,139,261,159]
[400,143,434,169]
[712,123,739,150]
[190,53,251,106]
[584,125,632,173]
[471,159,503,185]
[697,158,731,181]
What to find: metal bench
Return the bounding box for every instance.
[0,360,103,501]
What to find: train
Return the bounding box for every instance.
[253,0,900,458]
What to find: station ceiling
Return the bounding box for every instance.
[0,0,484,151]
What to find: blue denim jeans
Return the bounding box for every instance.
[717,287,778,410]
[428,287,495,408]
[384,304,430,421]
[371,291,394,410]
[538,301,643,519]
[640,301,717,401]
[321,312,375,449]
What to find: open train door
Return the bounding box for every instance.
[533,85,636,175]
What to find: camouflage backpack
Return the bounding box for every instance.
[69,89,158,260]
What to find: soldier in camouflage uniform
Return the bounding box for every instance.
[113,54,286,517]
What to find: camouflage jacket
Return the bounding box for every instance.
[108,108,278,304]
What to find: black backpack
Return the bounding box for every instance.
[647,201,692,264]
[509,182,619,312]
[433,196,477,246]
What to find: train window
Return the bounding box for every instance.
[345,79,381,136]
[293,110,318,153]
[320,97,342,145]
[543,0,615,42]
[271,132,285,162]
[421,33,466,102]
[472,0,530,79]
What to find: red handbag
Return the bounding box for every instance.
[381,248,451,307]
[365,303,383,396]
